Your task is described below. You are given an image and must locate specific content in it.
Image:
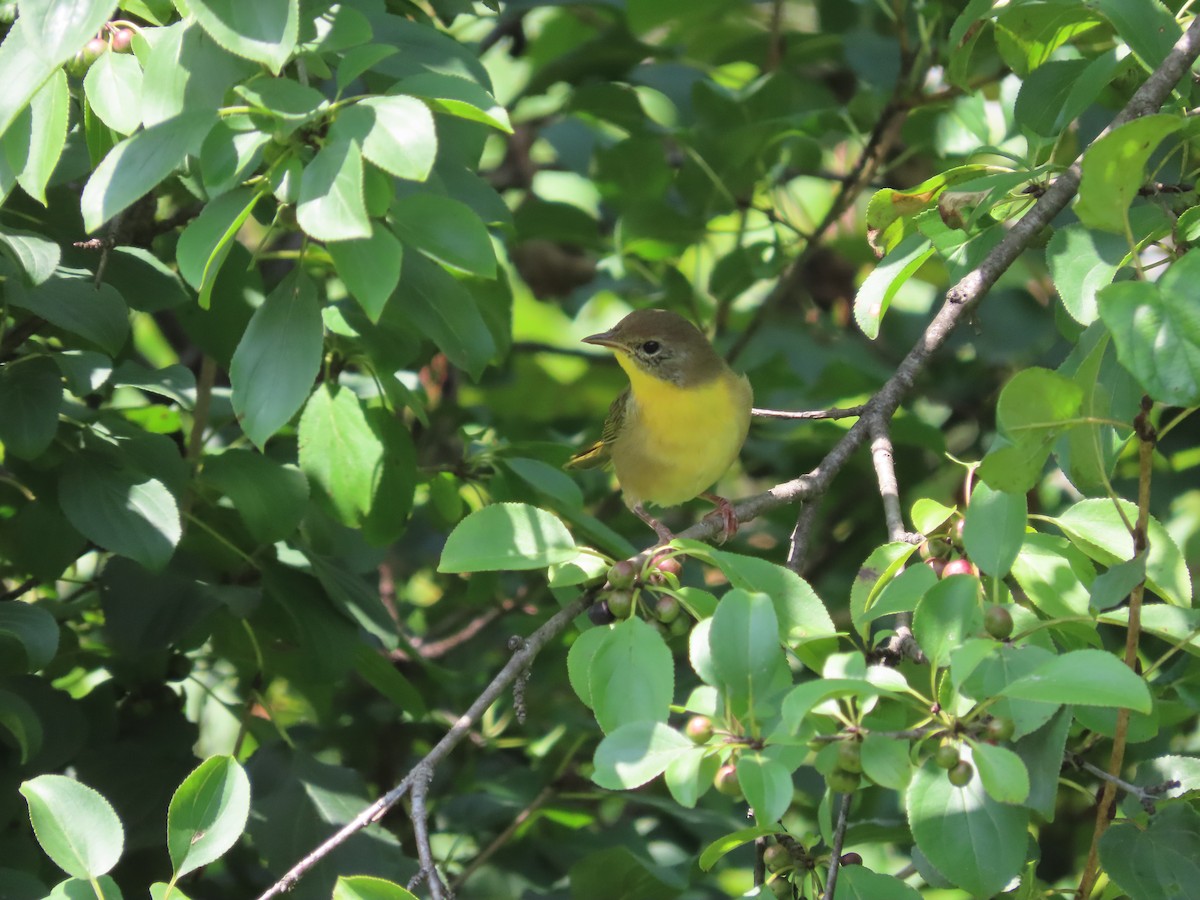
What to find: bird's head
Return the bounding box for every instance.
[582,309,722,387]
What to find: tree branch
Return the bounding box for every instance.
[822,792,852,900]
[255,15,1200,898]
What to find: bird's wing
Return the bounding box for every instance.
[564,388,628,470]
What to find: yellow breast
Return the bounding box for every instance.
[610,356,752,508]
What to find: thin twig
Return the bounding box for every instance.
[407,768,449,900]
[451,785,556,893]
[786,499,821,574]
[753,405,865,421]
[0,577,37,602]
[868,421,906,543]
[1078,396,1158,897]
[1068,753,1179,813]
[822,793,852,900]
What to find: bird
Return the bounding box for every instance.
[565,308,753,543]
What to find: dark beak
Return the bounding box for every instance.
[582,329,619,349]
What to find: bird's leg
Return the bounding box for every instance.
[701,492,739,543]
[633,503,675,545]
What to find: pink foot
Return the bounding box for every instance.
[701,493,738,543]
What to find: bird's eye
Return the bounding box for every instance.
[641,340,660,355]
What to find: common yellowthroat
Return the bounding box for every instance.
[566,309,753,542]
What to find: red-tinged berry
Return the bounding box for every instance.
[934,741,960,770]
[839,852,863,866]
[655,556,682,577]
[763,843,790,872]
[942,558,977,578]
[826,768,860,794]
[607,559,637,589]
[714,764,742,797]
[836,740,862,774]
[984,605,1014,640]
[924,558,946,578]
[111,28,133,52]
[684,716,713,744]
[83,37,107,64]
[948,760,974,787]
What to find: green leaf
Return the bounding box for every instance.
[502,457,584,510]
[592,720,693,790]
[297,134,370,242]
[1054,498,1191,607]
[395,254,496,381]
[1010,532,1095,619]
[590,617,673,733]
[680,544,836,666]
[1000,648,1152,712]
[966,739,1029,804]
[150,885,191,900]
[20,775,124,879]
[912,575,982,668]
[782,678,887,735]
[860,733,912,790]
[834,865,923,900]
[167,756,250,879]
[0,356,61,459]
[0,688,42,762]
[84,50,143,136]
[396,71,512,133]
[182,0,299,73]
[854,233,934,339]
[176,187,262,310]
[233,78,325,126]
[327,222,403,322]
[8,276,129,355]
[0,602,59,671]
[140,21,253,127]
[305,552,398,647]
[0,22,58,143]
[1075,114,1181,233]
[49,877,125,900]
[570,846,685,900]
[200,122,270,196]
[860,563,938,627]
[200,449,309,543]
[1098,270,1200,407]
[911,498,956,535]
[664,746,717,809]
[333,876,419,900]
[229,271,323,449]
[353,644,424,716]
[848,541,918,641]
[960,644,1060,740]
[996,366,1084,438]
[58,448,180,571]
[962,481,1026,578]
[15,0,116,66]
[392,192,497,278]
[1090,553,1146,612]
[736,754,792,825]
[1012,706,1072,820]
[80,111,215,233]
[907,760,1029,897]
[354,95,437,181]
[12,68,68,205]
[1047,222,1127,325]
[567,625,609,709]
[709,589,783,713]
[698,824,779,871]
[0,223,60,284]
[1091,0,1182,72]
[1100,803,1200,900]
[438,502,576,572]
[298,386,417,543]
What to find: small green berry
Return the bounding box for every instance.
[826,768,860,794]
[836,740,863,774]
[985,716,1015,742]
[984,605,1014,640]
[948,760,974,787]
[934,741,960,770]
[763,843,790,873]
[605,589,633,619]
[607,559,637,589]
[655,595,680,623]
[714,764,742,798]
